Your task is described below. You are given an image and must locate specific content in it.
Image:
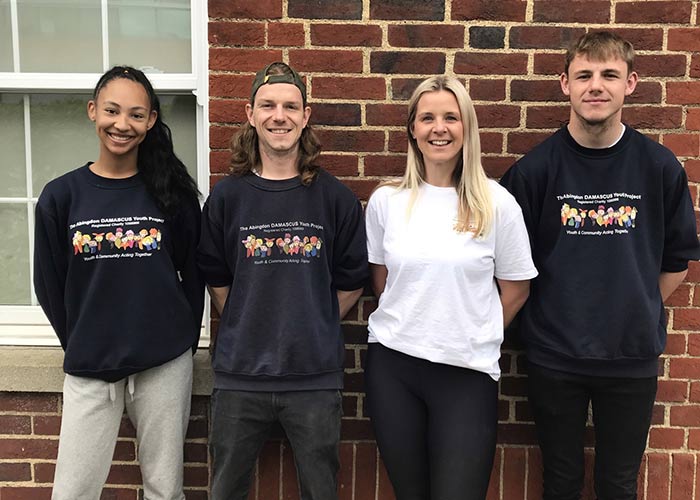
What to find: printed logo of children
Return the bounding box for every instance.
[242,232,323,259]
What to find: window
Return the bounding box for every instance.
[0,0,209,345]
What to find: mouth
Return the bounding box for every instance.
[107,132,135,143]
[268,128,291,135]
[429,140,451,146]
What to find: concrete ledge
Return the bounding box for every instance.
[0,347,214,395]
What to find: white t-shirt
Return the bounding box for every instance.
[365,180,537,380]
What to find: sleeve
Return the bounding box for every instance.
[332,194,369,291]
[33,198,69,348]
[365,187,387,265]
[493,191,539,281]
[197,188,234,287]
[661,163,700,272]
[172,195,206,339]
[499,162,539,250]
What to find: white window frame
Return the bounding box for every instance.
[0,0,210,346]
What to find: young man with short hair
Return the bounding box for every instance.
[198,62,368,500]
[501,32,700,499]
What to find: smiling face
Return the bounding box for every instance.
[87,78,156,167]
[411,89,464,178]
[246,82,311,163]
[561,54,638,132]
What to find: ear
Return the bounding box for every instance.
[409,122,415,139]
[302,106,311,128]
[560,72,571,97]
[245,103,255,127]
[624,71,639,96]
[87,100,96,121]
[147,109,157,130]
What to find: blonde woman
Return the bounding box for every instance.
[364,76,537,500]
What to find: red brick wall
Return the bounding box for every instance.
[3,1,700,499]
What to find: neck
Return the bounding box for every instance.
[424,161,456,188]
[91,151,138,179]
[567,114,623,149]
[258,148,300,180]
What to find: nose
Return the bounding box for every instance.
[273,104,285,121]
[433,118,447,133]
[588,74,604,92]
[114,113,129,130]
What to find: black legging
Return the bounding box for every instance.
[364,342,498,500]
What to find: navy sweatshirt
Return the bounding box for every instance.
[34,164,204,382]
[197,170,369,391]
[501,126,700,377]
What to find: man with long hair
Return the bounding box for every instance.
[198,62,368,500]
[501,31,700,499]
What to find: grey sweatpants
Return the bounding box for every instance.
[51,349,193,500]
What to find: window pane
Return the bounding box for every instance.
[30,94,97,196]
[0,0,12,71]
[0,204,30,305]
[108,0,191,73]
[18,0,101,73]
[160,94,197,180]
[0,95,27,197]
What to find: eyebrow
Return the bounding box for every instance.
[102,100,149,112]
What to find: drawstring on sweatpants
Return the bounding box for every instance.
[127,375,135,402]
[108,383,116,403]
[107,376,136,403]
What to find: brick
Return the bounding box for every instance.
[649,427,685,449]
[371,0,444,20]
[0,488,52,500]
[210,125,237,149]
[622,106,683,130]
[533,1,610,23]
[602,28,663,51]
[670,357,700,378]
[627,81,662,104]
[526,105,569,129]
[377,457,394,500]
[691,55,700,78]
[389,24,464,48]
[343,179,381,202]
[508,132,554,154]
[469,26,505,49]
[341,417,375,440]
[32,415,61,435]
[0,462,31,481]
[452,0,526,21]
[664,134,699,157]
[686,160,700,183]
[343,372,364,392]
[370,51,446,75]
[208,21,264,47]
[690,429,700,449]
[312,77,386,100]
[502,447,526,499]
[475,104,521,128]
[454,52,528,75]
[510,26,586,50]
[34,462,54,483]
[337,443,353,500]
[657,379,689,402]
[209,48,282,72]
[309,103,361,127]
[666,284,691,308]
[688,334,700,356]
[209,0,282,19]
[257,441,281,499]
[311,24,382,47]
[646,453,671,500]
[342,394,358,416]
[511,80,567,102]
[391,78,424,100]
[366,104,406,126]
[665,333,687,355]
[635,54,687,78]
[687,109,700,131]
[616,1,692,24]
[268,22,305,47]
[316,130,385,153]
[688,261,700,282]
[364,155,406,176]
[672,453,695,500]
[210,74,254,99]
[0,438,58,459]
[500,376,528,397]
[469,79,506,102]
[290,49,363,73]
[483,156,517,179]
[114,440,136,461]
[497,423,539,445]
[355,443,378,499]
[106,464,142,484]
[0,393,60,413]
[288,0,361,20]
[668,82,700,105]
[183,465,209,487]
[209,99,247,124]
[534,53,565,76]
[343,324,370,343]
[486,448,502,499]
[186,418,208,440]
[481,132,504,154]
[318,154,359,177]
[210,151,231,173]
[0,415,31,435]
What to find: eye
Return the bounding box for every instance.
[105,108,117,115]
[132,113,145,120]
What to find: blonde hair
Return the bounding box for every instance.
[398,76,492,236]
